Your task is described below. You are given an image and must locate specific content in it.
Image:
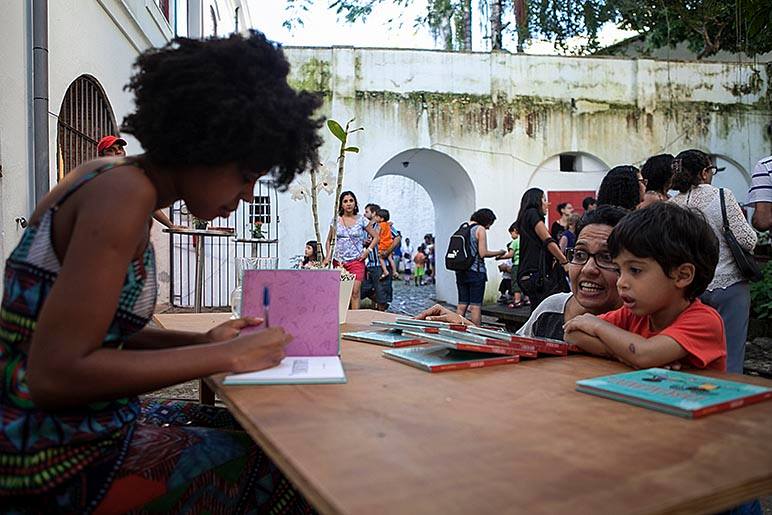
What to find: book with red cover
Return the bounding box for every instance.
[434,329,538,358]
[402,330,521,356]
[372,320,441,334]
[382,344,519,373]
[467,326,580,355]
[343,330,425,348]
[394,317,468,332]
[576,368,772,418]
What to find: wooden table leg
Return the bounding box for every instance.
[194,238,214,405]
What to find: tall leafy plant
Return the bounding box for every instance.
[326,118,363,268]
[750,261,772,319]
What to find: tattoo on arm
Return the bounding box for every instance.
[628,343,636,354]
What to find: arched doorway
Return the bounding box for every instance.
[56,75,118,180]
[528,151,609,226]
[710,154,750,203]
[373,148,475,303]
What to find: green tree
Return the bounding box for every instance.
[286,0,772,58]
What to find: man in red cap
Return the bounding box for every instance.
[96,135,128,157]
[97,135,181,229]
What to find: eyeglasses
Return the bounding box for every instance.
[638,177,648,186]
[705,166,721,176]
[565,248,619,271]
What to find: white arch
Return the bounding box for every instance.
[527,151,609,191]
[374,148,476,303]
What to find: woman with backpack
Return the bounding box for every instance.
[514,188,570,312]
[451,208,506,325]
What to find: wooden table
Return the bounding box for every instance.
[153,310,772,515]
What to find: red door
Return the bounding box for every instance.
[546,190,596,227]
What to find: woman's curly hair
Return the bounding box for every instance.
[122,30,323,189]
[597,165,641,211]
[641,153,674,194]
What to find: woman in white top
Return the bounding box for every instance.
[670,149,757,373]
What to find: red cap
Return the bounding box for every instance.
[97,135,127,155]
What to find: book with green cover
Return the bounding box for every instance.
[383,344,519,373]
[576,368,772,418]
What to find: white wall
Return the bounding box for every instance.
[277,47,771,304]
[0,1,33,263]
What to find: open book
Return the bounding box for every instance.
[224,269,346,385]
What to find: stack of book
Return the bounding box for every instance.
[343,319,580,373]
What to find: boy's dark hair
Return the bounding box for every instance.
[556,202,568,215]
[122,31,323,190]
[471,208,496,227]
[582,196,596,211]
[575,204,628,238]
[641,154,674,194]
[364,203,380,213]
[508,222,518,233]
[597,165,641,211]
[670,149,711,193]
[607,202,718,300]
[338,191,359,215]
[376,208,390,221]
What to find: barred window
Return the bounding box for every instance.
[56,75,118,181]
[250,195,271,225]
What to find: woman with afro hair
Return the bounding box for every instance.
[1,31,321,513]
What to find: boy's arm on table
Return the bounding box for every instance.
[564,314,687,369]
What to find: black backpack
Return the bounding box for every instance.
[445,223,477,271]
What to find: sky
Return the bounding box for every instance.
[250,1,636,54]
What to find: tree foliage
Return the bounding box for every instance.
[286,0,772,58]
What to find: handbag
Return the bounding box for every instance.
[719,188,762,282]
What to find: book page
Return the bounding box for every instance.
[224,356,346,385]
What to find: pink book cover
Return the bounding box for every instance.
[241,269,341,357]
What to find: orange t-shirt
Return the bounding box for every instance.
[378,221,393,251]
[599,299,727,371]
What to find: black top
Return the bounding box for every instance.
[549,220,565,241]
[518,208,554,278]
[532,312,565,340]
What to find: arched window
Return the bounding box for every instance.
[56,75,118,180]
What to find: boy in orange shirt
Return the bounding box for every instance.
[564,202,727,371]
[374,209,399,280]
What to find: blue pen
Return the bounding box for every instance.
[263,286,270,328]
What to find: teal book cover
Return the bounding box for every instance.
[576,368,772,418]
[383,344,518,372]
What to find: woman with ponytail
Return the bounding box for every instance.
[670,149,757,374]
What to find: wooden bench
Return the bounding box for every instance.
[480,303,531,331]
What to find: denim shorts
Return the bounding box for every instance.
[455,270,487,306]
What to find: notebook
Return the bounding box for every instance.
[224,269,346,385]
[576,368,772,418]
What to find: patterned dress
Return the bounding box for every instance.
[1,161,313,514]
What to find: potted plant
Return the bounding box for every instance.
[251,221,265,240]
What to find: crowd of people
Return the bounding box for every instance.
[2,28,771,514]
[302,191,437,311]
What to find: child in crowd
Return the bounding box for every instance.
[402,243,413,283]
[414,245,427,286]
[301,240,320,268]
[564,202,726,371]
[497,223,524,308]
[374,209,399,280]
[558,214,580,254]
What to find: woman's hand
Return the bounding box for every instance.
[205,316,263,343]
[415,304,470,325]
[322,258,331,267]
[358,249,370,261]
[228,327,292,373]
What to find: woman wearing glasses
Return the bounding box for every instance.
[670,149,757,374]
[416,205,628,341]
